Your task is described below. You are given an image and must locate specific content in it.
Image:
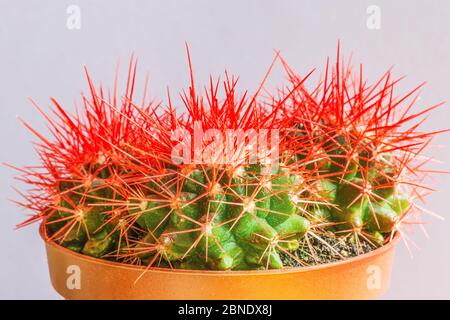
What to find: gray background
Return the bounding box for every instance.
[1,0,449,299]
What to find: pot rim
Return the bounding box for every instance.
[40,223,400,276]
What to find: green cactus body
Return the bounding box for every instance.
[49,146,409,270]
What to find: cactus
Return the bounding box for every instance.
[11,48,442,270]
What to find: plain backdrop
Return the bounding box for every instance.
[1,0,449,299]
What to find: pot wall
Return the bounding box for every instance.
[44,235,396,300]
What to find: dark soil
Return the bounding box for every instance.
[280,233,376,267]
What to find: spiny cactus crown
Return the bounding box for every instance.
[13,51,441,270]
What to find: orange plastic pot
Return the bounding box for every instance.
[41,225,398,300]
